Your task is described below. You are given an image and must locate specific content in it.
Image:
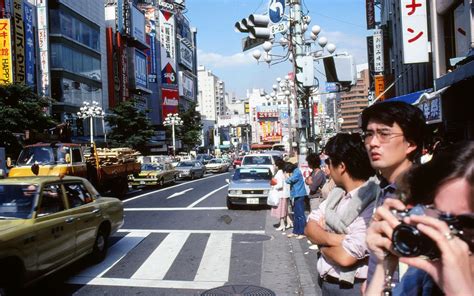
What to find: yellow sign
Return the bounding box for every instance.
[13,0,25,84]
[244,102,249,114]
[374,75,386,101]
[0,19,13,85]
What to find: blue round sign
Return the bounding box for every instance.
[268,0,285,23]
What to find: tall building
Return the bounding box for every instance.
[197,65,223,121]
[339,69,369,133]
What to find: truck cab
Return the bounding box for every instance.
[8,143,87,178]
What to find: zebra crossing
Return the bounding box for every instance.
[67,229,265,290]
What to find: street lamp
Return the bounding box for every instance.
[163,113,183,156]
[77,101,105,144]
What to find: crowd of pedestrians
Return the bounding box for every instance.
[266,101,473,295]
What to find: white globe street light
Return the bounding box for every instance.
[77,101,104,144]
[252,49,261,61]
[163,113,183,156]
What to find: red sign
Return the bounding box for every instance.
[257,111,279,118]
[162,88,179,118]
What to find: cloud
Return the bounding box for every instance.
[197,49,255,68]
[319,30,368,64]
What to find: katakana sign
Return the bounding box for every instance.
[0,19,13,85]
[400,0,429,63]
[373,29,384,73]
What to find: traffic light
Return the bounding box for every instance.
[235,14,271,40]
[295,56,315,87]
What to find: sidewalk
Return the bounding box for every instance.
[261,212,321,295]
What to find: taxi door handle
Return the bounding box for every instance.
[92,209,101,214]
[65,217,75,224]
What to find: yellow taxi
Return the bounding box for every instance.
[0,176,123,292]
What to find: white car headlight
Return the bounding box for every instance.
[263,189,269,194]
[228,190,242,195]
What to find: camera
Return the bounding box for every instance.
[391,205,462,259]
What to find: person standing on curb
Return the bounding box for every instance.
[285,162,307,239]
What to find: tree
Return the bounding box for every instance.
[0,84,57,157]
[177,101,202,150]
[105,99,154,154]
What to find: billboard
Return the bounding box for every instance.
[179,40,193,70]
[162,87,179,118]
[37,0,50,96]
[373,29,384,73]
[374,75,386,101]
[130,4,146,45]
[159,7,177,86]
[134,49,147,89]
[0,19,13,84]
[366,0,375,29]
[13,0,25,84]
[23,1,34,85]
[400,0,429,63]
[178,71,194,99]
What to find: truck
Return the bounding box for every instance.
[7,142,141,198]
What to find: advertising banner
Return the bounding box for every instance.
[373,29,384,73]
[179,40,193,70]
[178,71,194,99]
[130,5,146,45]
[37,0,50,96]
[159,8,177,86]
[400,0,429,63]
[13,0,25,84]
[374,75,386,100]
[366,36,374,88]
[134,49,147,89]
[366,0,375,29]
[23,1,34,85]
[0,19,13,85]
[162,87,179,118]
[259,121,282,142]
[417,96,442,124]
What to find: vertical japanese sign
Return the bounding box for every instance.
[366,0,375,29]
[400,0,429,63]
[159,3,177,87]
[37,0,50,96]
[162,87,179,118]
[373,29,384,73]
[13,0,25,84]
[374,75,386,101]
[23,1,34,85]
[0,19,13,84]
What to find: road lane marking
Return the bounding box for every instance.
[132,232,189,280]
[123,173,228,204]
[117,229,265,234]
[186,184,228,208]
[69,232,148,279]
[125,207,228,211]
[66,277,226,290]
[194,233,232,282]
[166,188,194,199]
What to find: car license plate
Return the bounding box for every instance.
[140,181,145,185]
[247,198,259,204]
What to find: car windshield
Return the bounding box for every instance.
[208,159,222,164]
[177,161,194,167]
[141,163,163,171]
[0,184,38,219]
[242,156,272,165]
[17,146,56,165]
[233,168,272,181]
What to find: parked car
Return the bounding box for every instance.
[128,163,178,188]
[241,154,276,175]
[226,167,272,209]
[175,160,206,180]
[0,176,123,292]
[233,156,243,168]
[196,154,213,165]
[205,158,230,173]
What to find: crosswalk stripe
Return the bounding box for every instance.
[131,232,190,280]
[67,277,226,290]
[194,233,232,282]
[69,232,148,279]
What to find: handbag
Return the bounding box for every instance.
[267,189,280,206]
[270,178,278,186]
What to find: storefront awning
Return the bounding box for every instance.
[435,59,474,90]
[384,89,429,105]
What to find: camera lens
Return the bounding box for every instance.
[392,224,424,257]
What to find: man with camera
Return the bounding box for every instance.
[305,134,379,295]
[365,142,474,295]
[360,101,427,288]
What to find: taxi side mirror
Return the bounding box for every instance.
[65,153,71,163]
[225,178,230,184]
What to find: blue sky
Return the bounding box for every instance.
[184,0,368,98]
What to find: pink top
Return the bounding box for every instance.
[308,186,375,280]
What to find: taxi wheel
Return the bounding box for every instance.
[90,226,109,263]
[159,179,165,187]
[190,172,195,180]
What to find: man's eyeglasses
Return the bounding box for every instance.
[362,129,404,143]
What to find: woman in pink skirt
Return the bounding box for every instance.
[270,159,291,230]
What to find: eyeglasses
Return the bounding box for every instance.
[362,129,404,143]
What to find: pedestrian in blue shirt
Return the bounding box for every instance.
[284,163,307,239]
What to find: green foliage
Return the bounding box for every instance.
[105,99,154,154]
[177,102,202,150]
[0,84,56,157]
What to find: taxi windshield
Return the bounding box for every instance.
[0,184,38,219]
[141,163,163,171]
[232,168,272,181]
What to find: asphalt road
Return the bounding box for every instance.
[20,170,321,296]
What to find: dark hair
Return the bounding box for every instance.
[283,162,297,174]
[398,142,474,210]
[360,101,426,161]
[275,158,286,170]
[306,153,321,169]
[324,133,375,181]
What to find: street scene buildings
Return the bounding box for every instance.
[0,0,473,295]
